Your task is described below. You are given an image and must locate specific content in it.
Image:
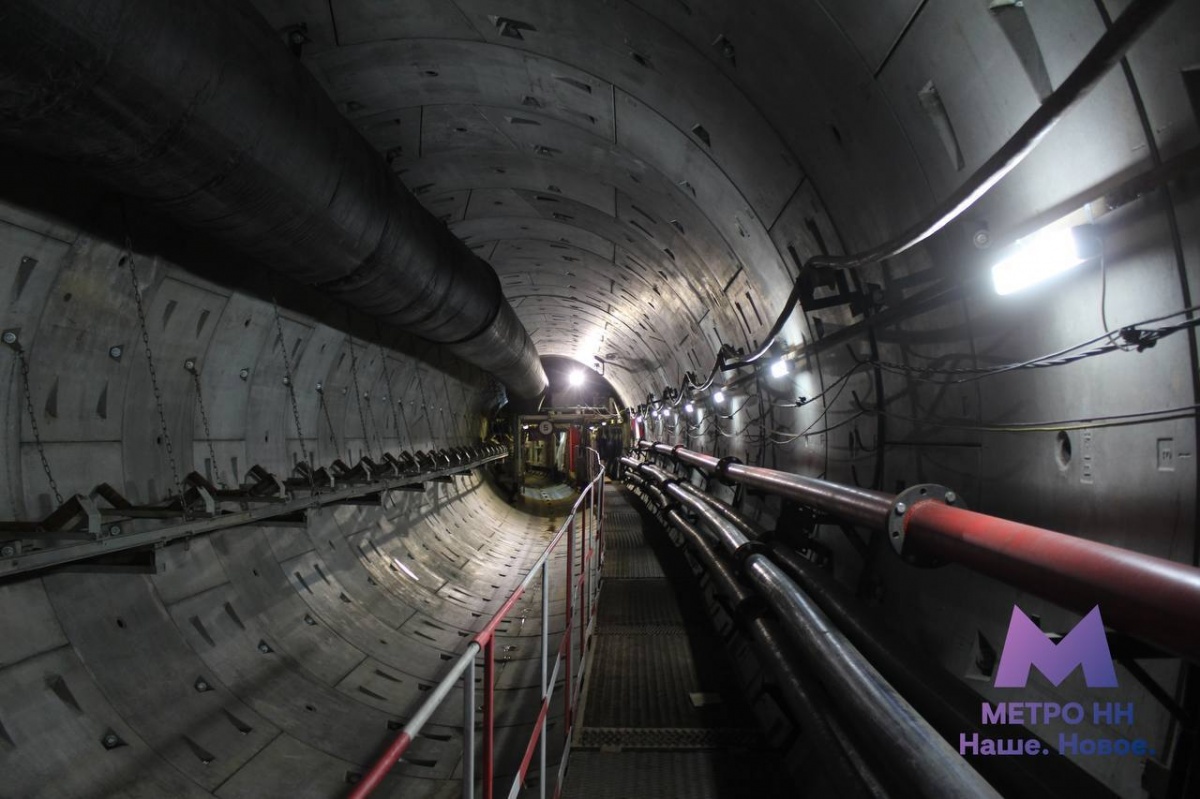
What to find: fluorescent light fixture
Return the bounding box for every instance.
[713,390,726,404]
[770,358,790,378]
[392,558,419,581]
[992,225,1096,296]
[568,369,584,387]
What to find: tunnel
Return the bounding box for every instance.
[0,0,1198,797]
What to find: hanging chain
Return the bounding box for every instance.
[413,357,432,445]
[124,245,187,512]
[459,381,473,443]
[318,385,339,461]
[397,400,412,451]
[11,343,63,506]
[187,363,225,488]
[346,335,372,459]
[271,299,315,489]
[363,392,386,459]
[375,332,405,452]
[438,367,457,444]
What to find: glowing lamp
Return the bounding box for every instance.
[992,225,1098,296]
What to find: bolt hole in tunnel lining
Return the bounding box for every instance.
[1056,430,1073,469]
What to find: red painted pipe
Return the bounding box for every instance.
[906,501,1200,664]
[640,440,1200,663]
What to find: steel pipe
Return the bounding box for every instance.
[906,501,1200,665]
[663,509,886,799]
[743,554,1003,799]
[641,441,892,528]
[0,0,547,397]
[661,477,1122,796]
[638,441,1200,663]
[632,466,999,798]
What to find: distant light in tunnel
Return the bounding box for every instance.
[992,225,1097,296]
[713,390,726,404]
[568,369,584,387]
[770,358,790,379]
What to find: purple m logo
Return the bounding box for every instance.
[994,606,1118,688]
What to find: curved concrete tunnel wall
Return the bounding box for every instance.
[1,0,1198,797]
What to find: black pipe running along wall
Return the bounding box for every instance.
[0,0,547,398]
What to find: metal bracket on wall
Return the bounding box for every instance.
[0,446,509,580]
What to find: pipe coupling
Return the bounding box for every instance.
[714,456,743,485]
[888,484,966,566]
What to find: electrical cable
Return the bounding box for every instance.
[853,398,1199,433]
[853,306,1200,384]
[632,0,1173,417]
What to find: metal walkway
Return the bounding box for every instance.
[563,486,785,798]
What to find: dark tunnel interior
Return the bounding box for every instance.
[1,1,1198,797]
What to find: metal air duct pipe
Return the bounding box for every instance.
[0,0,548,397]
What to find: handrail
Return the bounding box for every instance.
[349,449,607,799]
[635,440,1200,664]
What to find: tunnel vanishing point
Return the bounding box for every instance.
[1,1,1199,798]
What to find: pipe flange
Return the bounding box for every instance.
[733,540,770,573]
[887,484,966,567]
[731,594,768,627]
[715,456,742,486]
[670,444,686,460]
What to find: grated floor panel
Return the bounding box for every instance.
[563,751,780,798]
[564,485,784,798]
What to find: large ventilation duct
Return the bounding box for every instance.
[0,0,548,398]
